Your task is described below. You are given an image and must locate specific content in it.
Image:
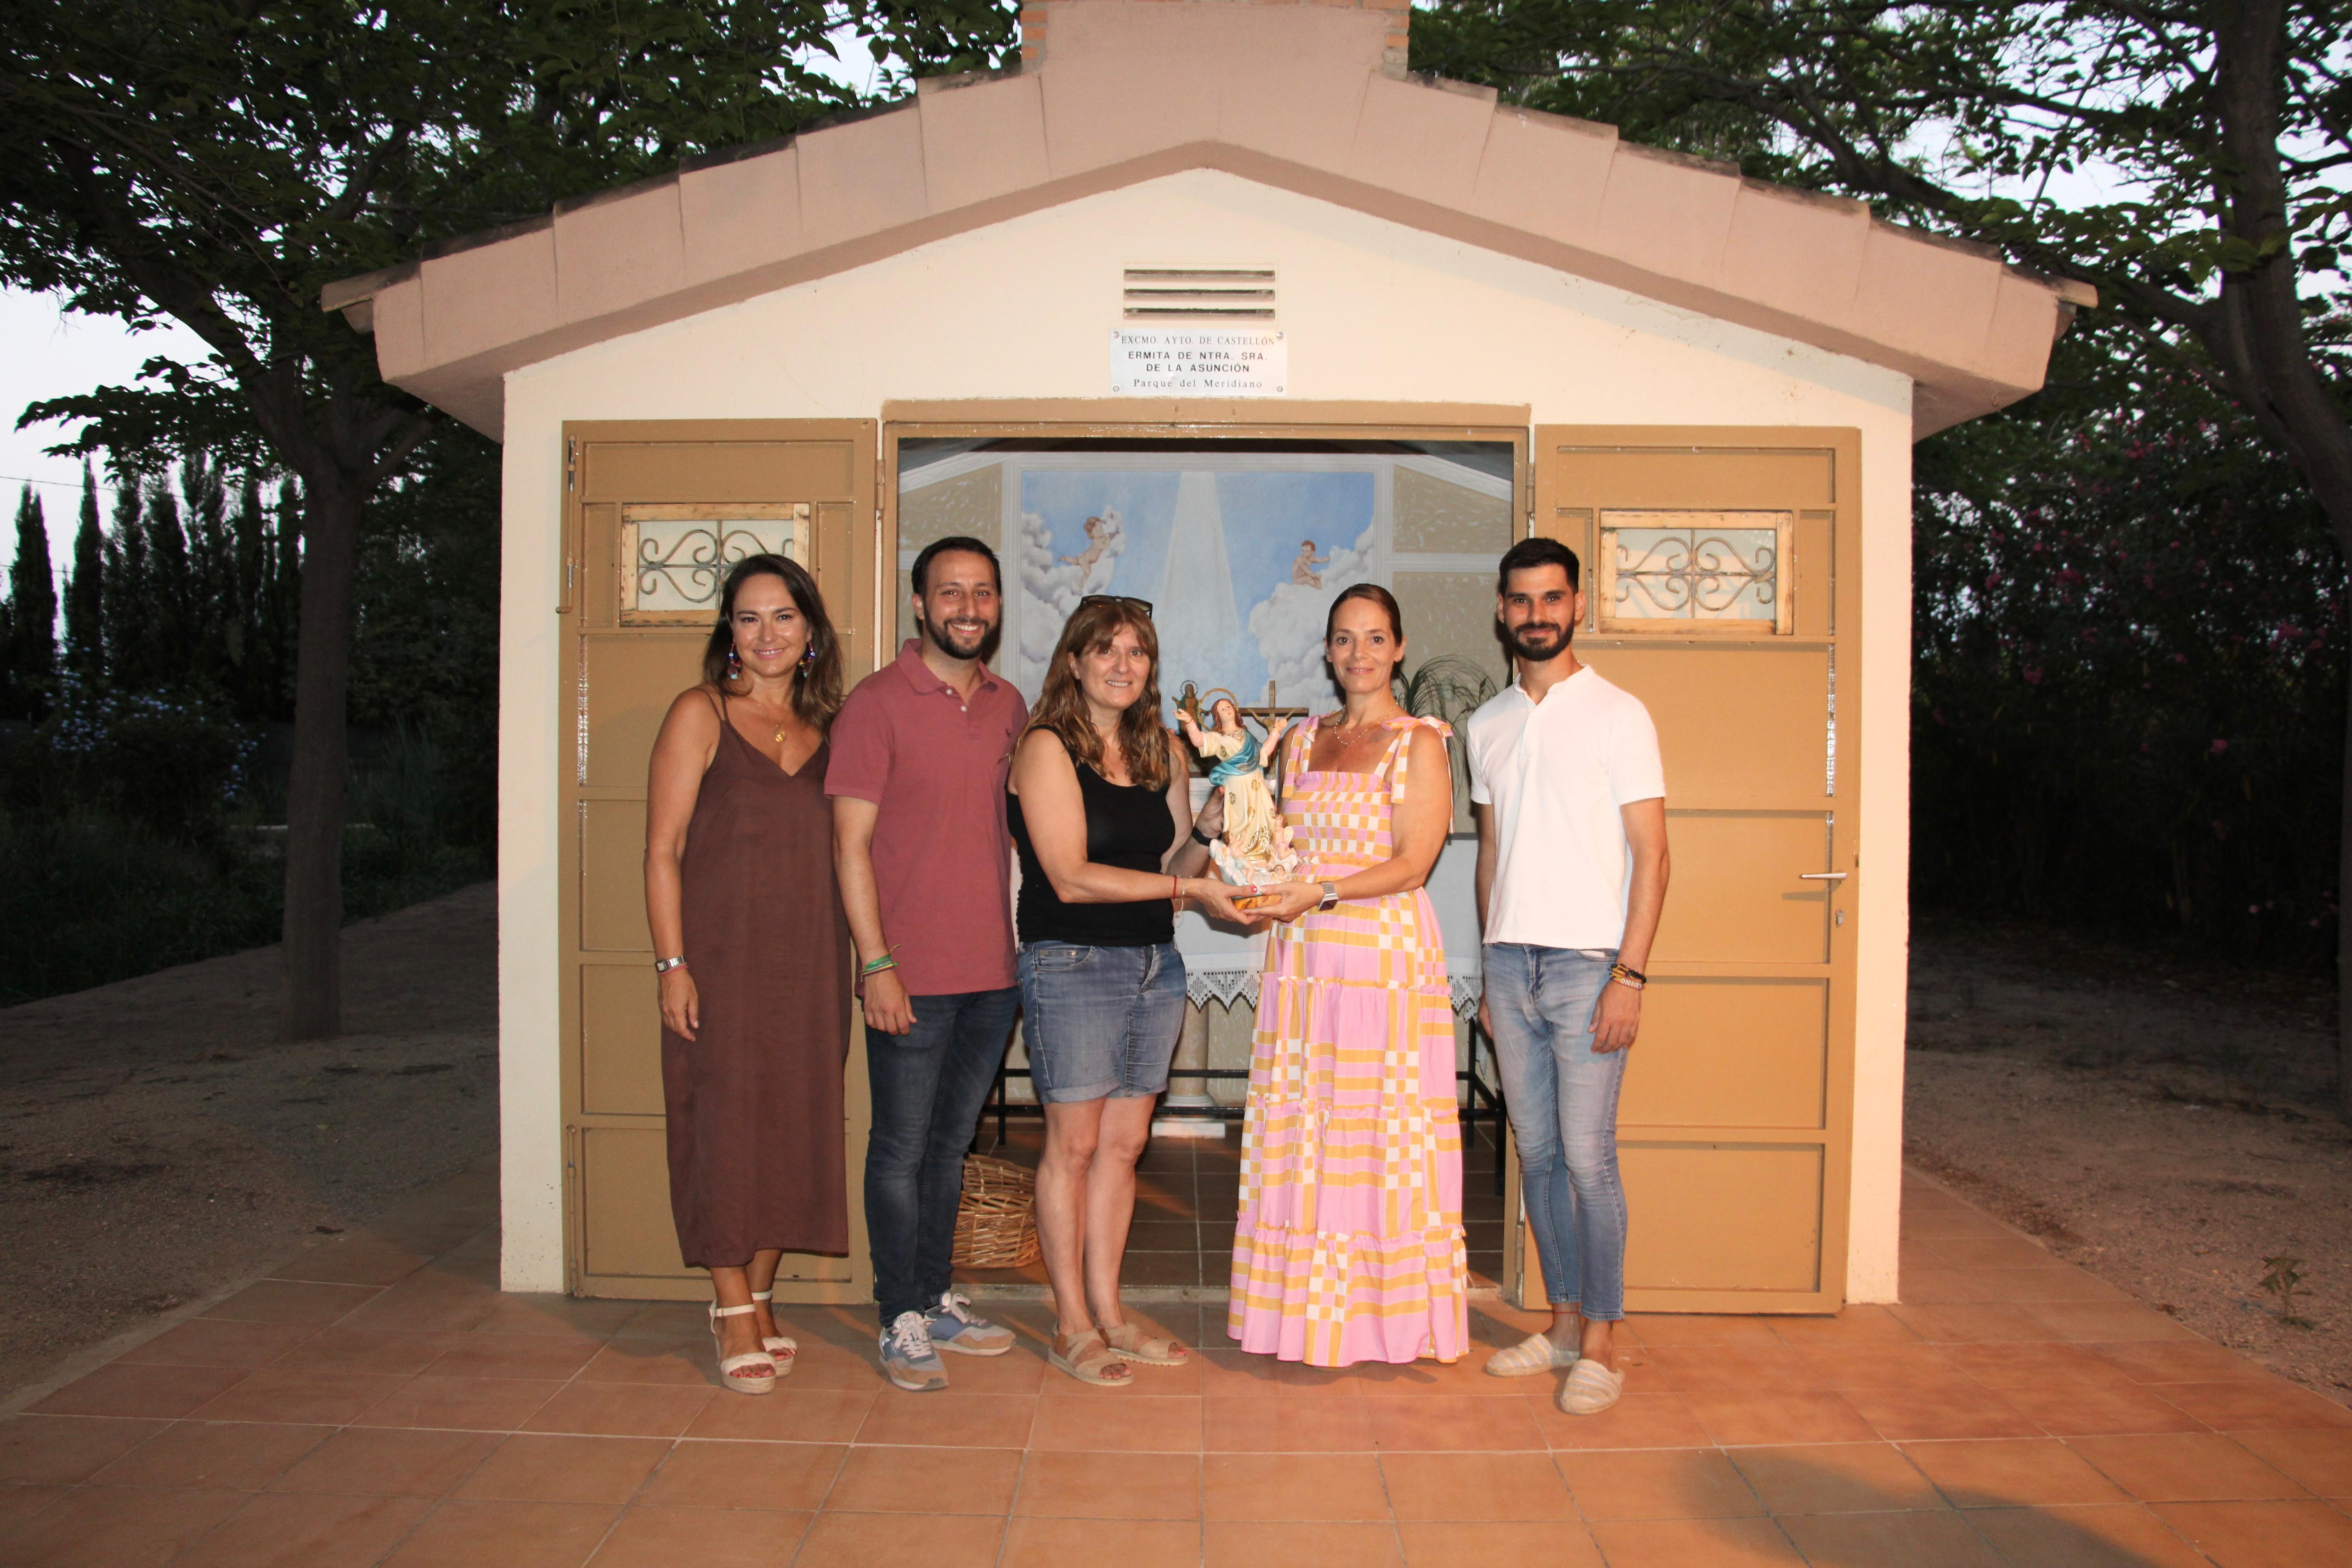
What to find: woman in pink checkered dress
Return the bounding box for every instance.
[1226,585,1467,1366]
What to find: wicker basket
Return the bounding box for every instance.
[951,1154,1042,1269]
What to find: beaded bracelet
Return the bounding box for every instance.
[1608,962,1646,990]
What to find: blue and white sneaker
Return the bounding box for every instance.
[923,1290,1015,1357]
[880,1310,948,1391]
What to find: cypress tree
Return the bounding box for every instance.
[104,476,145,687]
[182,458,230,687]
[227,475,263,698]
[5,486,57,717]
[64,464,103,684]
[0,499,13,719]
[146,479,191,668]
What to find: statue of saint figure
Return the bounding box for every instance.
[1177,695,1300,892]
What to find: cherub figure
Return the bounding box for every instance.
[1177,696,1299,889]
[1291,539,1330,589]
[1059,515,1111,573]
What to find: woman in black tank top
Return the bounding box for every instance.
[1010,762,1184,946]
[1006,600,1247,1386]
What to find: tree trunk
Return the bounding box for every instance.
[280,471,363,1041]
[2206,0,2352,1117]
[2339,642,2352,1121]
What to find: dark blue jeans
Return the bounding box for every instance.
[864,987,1019,1326]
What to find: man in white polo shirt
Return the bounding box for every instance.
[1466,536,1669,1416]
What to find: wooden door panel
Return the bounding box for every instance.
[1794,512,1834,639]
[579,800,652,952]
[582,440,860,503]
[1548,446,1837,509]
[1651,813,1832,964]
[1524,426,1858,1314]
[1622,1145,1823,1292]
[580,1127,693,1280]
[1620,979,1827,1130]
[565,420,877,1302]
[580,965,664,1116]
[1582,646,1832,807]
[583,635,705,790]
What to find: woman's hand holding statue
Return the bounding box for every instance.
[1251,880,1327,923]
[1181,876,1253,925]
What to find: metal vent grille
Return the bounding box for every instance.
[1122,266,1276,319]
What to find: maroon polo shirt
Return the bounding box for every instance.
[825,639,1029,996]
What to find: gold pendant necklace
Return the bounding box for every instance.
[1327,709,1398,745]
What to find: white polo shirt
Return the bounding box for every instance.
[1465,666,1666,950]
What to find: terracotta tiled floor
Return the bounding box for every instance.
[955,1121,1510,1293]
[6,1164,2351,1566]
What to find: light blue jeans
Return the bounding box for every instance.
[1483,944,1630,1321]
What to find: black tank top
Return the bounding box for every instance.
[1007,746,1178,947]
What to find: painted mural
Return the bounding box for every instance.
[1013,468,1376,708]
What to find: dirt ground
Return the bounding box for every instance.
[1906,917,2352,1405]
[0,883,496,1397]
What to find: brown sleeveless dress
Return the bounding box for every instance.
[661,693,852,1265]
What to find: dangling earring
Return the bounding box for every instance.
[800,643,817,675]
[726,645,741,680]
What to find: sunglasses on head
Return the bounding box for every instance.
[1078,594,1153,618]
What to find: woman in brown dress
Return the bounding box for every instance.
[644,553,850,1394]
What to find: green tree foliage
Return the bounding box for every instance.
[1416,0,2352,1094]
[0,425,502,1004]
[1915,322,2343,958]
[63,465,102,683]
[1,486,56,718]
[1411,4,2348,507]
[0,0,1015,1037]
[347,432,502,847]
[77,465,301,722]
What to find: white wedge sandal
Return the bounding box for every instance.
[749,1290,799,1373]
[709,1302,778,1395]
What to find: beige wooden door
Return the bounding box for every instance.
[560,420,879,1301]
[1518,427,1860,1314]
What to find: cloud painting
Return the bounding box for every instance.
[1013,468,1377,708]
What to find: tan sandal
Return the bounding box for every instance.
[1049,1328,1133,1387]
[1102,1321,1192,1366]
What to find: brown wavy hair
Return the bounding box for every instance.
[1023,599,1171,791]
[702,554,844,729]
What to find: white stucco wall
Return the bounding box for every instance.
[498,167,1914,1300]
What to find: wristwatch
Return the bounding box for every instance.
[654,955,687,974]
[1316,881,1340,912]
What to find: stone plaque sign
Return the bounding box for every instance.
[1110,327,1287,396]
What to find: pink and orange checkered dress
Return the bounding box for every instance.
[1227,714,1468,1366]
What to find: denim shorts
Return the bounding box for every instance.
[1017,941,1186,1104]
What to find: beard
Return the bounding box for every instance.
[1504,618,1573,663]
[921,611,998,664]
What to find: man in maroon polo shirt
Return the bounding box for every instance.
[828,536,1028,1392]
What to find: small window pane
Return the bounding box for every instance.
[1598,512,1792,634]
[619,504,809,625]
